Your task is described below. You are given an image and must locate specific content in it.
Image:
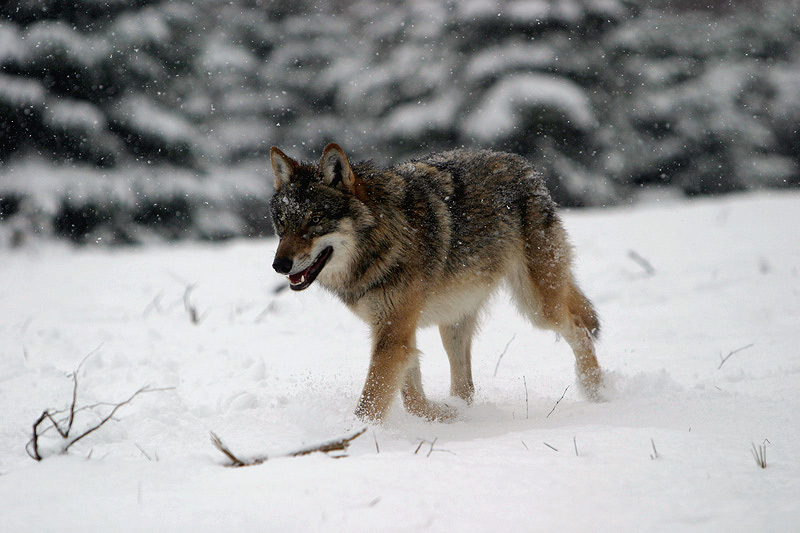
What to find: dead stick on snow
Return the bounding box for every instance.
[27,385,171,461]
[210,427,368,467]
[64,386,170,452]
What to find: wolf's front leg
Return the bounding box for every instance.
[355,349,409,423]
[354,312,421,423]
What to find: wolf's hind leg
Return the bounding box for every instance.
[439,312,479,404]
[512,272,603,400]
[561,282,602,398]
[511,223,603,400]
[561,303,602,399]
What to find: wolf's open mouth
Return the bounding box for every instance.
[287,246,333,291]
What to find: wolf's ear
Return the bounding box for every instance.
[319,143,356,194]
[270,147,298,192]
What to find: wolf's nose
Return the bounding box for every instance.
[272,256,293,275]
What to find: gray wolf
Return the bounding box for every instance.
[269,143,603,423]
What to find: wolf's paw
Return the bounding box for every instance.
[404,399,459,422]
[578,368,609,402]
[354,402,385,425]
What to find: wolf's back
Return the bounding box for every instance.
[394,149,558,273]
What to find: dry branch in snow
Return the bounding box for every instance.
[26,347,170,461]
[27,379,169,461]
[210,427,367,467]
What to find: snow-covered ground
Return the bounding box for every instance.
[1,192,799,531]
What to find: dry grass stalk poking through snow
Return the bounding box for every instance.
[751,441,768,469]
[718,343,755,370]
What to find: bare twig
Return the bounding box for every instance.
[142,290,165,318]
[45,411,70,438]
[521,440,529,450]
[57,345,103,442]
[210,427,368,467]
[25,343,162,462]
[650,438,659,460]
[751,440,768,469]
[413,437,454,458]
[183,284,200,324]
[27,384,171,461]
[492,334,517,377]
[66,372,79,436]
[73,343,103,379]
[67,387,167,451]
[428,437,454,457]
[372,430,380,454]
[574,436,579,457]
[543,442,558,452]
[136,443,156,462]
[546,385,570,419]
[628,250,655,276]
[523,376,529,419]
[28,411,49,461]
[210,432,248,466]
[291,428,367,457]
[426,437,439,458]
[718,343,754,369]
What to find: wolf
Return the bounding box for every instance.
[269,143,603,423]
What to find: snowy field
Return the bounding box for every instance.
[1,191,799,531]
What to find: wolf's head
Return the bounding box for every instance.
[269,143,363,291]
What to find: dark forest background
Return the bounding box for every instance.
[1,0,798,246]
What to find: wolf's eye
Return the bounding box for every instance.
[274,215,285,234]
[311,215,321,225]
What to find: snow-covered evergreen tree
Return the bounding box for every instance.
[1,0,798,244]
